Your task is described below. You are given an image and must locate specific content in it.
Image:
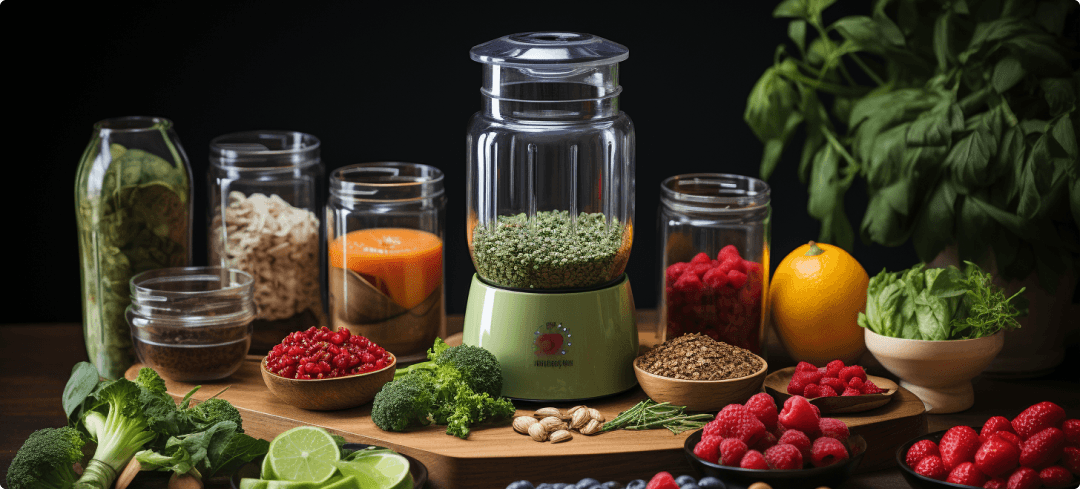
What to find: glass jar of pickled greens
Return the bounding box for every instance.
[75,116,193,379]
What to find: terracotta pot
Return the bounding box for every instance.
[928,246,1075,377]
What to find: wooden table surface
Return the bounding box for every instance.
[2,315,1078,489]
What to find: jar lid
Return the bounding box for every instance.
[470,32,628,69]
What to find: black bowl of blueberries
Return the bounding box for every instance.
[504,474,726,489]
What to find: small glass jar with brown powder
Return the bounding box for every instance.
[126,267,256,382]
[636,333,764,381]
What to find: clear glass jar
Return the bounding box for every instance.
[208,131,325,353]
[467,32,635,291]
[658,174,771,356]
[126,267,255,382]
[75,116,193,379]
[327,162,446,362]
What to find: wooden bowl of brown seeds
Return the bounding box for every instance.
[633,334,768,412]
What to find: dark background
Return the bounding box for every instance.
[2,0,920,322]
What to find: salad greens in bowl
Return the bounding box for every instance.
[859,262,1026,413]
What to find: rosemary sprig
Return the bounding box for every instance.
[602,400,713,435]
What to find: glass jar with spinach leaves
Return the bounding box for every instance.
[75,116,193,379]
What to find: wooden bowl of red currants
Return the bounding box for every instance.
[260,326,397,411]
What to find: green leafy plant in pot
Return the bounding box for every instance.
[744,0,1079,375]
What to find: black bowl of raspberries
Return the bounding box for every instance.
[897,401,1079,489]
[683,393,866,489]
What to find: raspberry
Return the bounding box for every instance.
[765,443,804,470]
[982,416,1018,443]
[838,366,867,384]
[1019,427,1066,470]
[779,429,812,461]
[802,384,824,398]
[745,392,778,431]
[818,418,850,441]
[787,377,810,396]
[824,359,845,379]
[907,439,941,468]
[1063,446,1080,476]
[847,377,865,390]
[673,272,705,302]
[1007,467,1041,489]
[820,377,846,394]
[751,431,778,452]
[818,385,838,397]
[795,361,818,373]
[693,436,721,464]
[691,252,712,265]
[914,455,949,480]
[778,396,820,435]
[740,449,769,470]
[1064,419,1080,446]
[1038,466,1074,487]
[861,379,885,395]
[702,419,722,442]
[810,437,849,468]
[718,244,741,262]
[715,404,767,447]
[841,387,862,396]
[645,471,679,489]
[975,436,1021,477]
[946,462,987,487]
[727,269,748,289]
[665,262,689,285]
[792,369,824,387]
[689,262,713,278]
[940,425,982,470]
[719,438,749,467]
[984,477,1008,488]
[1012,402,1067,440]
[702,267,730,289]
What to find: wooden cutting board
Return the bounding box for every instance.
[124,345,924,488]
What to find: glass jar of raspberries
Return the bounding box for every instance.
[658,174,770,355]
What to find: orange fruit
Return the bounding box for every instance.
[770,241,868,365]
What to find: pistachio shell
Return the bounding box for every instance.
[534,407,564,419]
[528,422,548,442]
[550,429,573,443]
[513,416,538,435]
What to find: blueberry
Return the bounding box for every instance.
[675,475,697,487]
[626,480,647,489]
[552,484,570,489]
[681,485,701,489]
[536,484,555,489]
[576,478,601,489]
[507,482,536,489]
[602,482,624,489]
[696,477,725,489]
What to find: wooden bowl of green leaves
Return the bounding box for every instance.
[858,262,1024,414]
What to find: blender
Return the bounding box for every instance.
[463,32,638,401]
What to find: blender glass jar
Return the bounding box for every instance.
[658,174,771,355]
[327,162,446,362]
[208,131,325,353]
[467,32,635,291]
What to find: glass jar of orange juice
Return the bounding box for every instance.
[327,162,445,362]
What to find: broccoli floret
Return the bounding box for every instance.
[377,338,514,439]
[6,427,85,489]
[189,398,244,433]
[395,338,504,397]
[75,378,158,488]
[371,373,435,432]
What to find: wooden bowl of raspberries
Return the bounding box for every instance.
[898,401,1079,489]
[261,326,397,411]
[764,359,899,414]
[684,392,867,489]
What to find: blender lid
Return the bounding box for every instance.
[470,32,628,69]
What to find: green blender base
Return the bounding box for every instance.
[462,274,639,401]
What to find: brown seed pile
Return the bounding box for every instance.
[636,333,763,380]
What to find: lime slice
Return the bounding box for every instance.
[266,426,341,482]
[239,479,269,489]
[321,475,359,489]
[261,454,276,479]
[334,452,412,489]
